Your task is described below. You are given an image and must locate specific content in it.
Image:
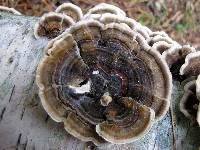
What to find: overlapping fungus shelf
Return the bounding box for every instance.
[35,3,175,145]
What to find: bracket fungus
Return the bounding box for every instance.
[35,3,174,145]
[179,51,200,126]
[148,31,193,65]
[55,3,83,22]
[147,28,200,125]
[180,80,200,125]
[34,12,75,39]
[148,30,197,81]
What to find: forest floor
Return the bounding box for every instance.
[1,0,200,49]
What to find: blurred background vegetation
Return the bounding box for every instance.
[1,0,200,49]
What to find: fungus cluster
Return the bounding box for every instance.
[34,3,199,145]
[179,51,200,126]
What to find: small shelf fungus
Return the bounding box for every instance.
[180,80,200,125]
[35,3,174,145]
[0,6,21,15]
[148,31,196,81]
[34,12,75,39]
[179,51,200,126]
[147,29,200,125]
[149,31,194,65]
[55,3,83,22]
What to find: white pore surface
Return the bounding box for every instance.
[68,80,91,94]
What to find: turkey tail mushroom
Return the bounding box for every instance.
[163,45,195,68]
[148,30,197,81]
[34,12,74,39]
[149,31,180,56]
[180,81,198,120]
[180,79,200,126]
[96,97,155,144]
[36,3,174,145]
[55,3,83,22]
[149,31,195,69]
[179,50,200,126]
[98,13,152,40]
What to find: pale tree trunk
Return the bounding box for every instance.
[0,12,199,150]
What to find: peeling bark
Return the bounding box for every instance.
[0,12,199,150]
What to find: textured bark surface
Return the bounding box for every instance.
[0,12,199,150]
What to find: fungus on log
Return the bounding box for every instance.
[180,51,200,77]
[180,80,199,122]
[163,45,195,68]
[179,51,200,126]
[96,97,155,144]
[179,78,200,126]
[151,35,195,70]
[55,3,83,22]
[35,3,173,145]
[148,30,197,81]
[34,12,74,39]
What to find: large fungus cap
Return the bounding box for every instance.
[0,6,21,15]
[55,3,83,22]
[37,18,172,144]
[34,12,74,39]
[36,3,172,145]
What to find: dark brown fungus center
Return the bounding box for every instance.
[52,37,155,125]
[36,3,172,145]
